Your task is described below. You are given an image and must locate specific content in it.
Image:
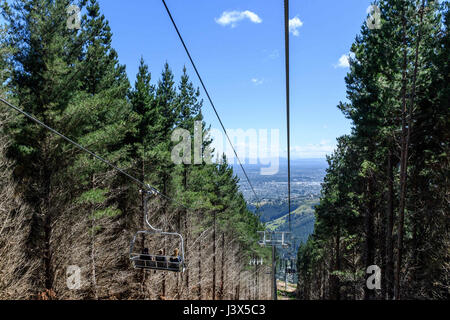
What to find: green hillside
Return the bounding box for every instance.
[266,199,318,244]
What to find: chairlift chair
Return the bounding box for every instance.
[129,188,186,272]
[286,268,297,274]
[257,231,292,248]
[249,257,263,266]
[286,258,297,274]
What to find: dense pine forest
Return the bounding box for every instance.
[0,0,272,300]
[297,0,449,300]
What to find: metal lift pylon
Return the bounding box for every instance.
[257,231,291,300]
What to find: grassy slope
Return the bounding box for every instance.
[265,199,318,244]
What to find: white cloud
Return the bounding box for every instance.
[336,54,350,68]
[251,78,264,85]
[289,16,303,36]
[289,141,336,158]
[215,10,262,28]
[335,53,355,68]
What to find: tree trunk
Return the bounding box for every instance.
[364,179,376,300]
[331,221,341,300]
[385,150,395,299]
[90,174,98,300]
[183,164,189,295]
[395,10,409,300]
[212,211,216,300]
[90,217,98,299]
[220,232,225,299]
[236,248,241,300]
[161,174,168,299]
[43,164,53,291]
[140,162,147,298]
[379,193,387,300]
[395,1,425,299]
[198,240,202,300]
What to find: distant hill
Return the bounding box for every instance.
[265,199,318,245]
[249,198,303,223]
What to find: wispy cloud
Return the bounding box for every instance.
[251,78,264,85]
[268,49,279,60]
[261,49,279,62]
[215,10,262,28]
[289,16,303,36]
[289,141,336,158]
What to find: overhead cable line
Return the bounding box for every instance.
[284,0,292,232]
[161,0,260,205]
[0,97,188,210]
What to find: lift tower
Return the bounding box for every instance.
[258,231,291,300]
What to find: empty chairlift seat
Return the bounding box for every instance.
[257,231,292,248]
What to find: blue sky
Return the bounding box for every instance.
[97,0,376,160]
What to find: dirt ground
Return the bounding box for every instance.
[277,280,297,300]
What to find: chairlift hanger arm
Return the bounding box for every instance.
[141,188,163,233]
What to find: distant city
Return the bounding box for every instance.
[233,158,328,204]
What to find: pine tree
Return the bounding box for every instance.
[1,0,132,296]
[296,0,449,300]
